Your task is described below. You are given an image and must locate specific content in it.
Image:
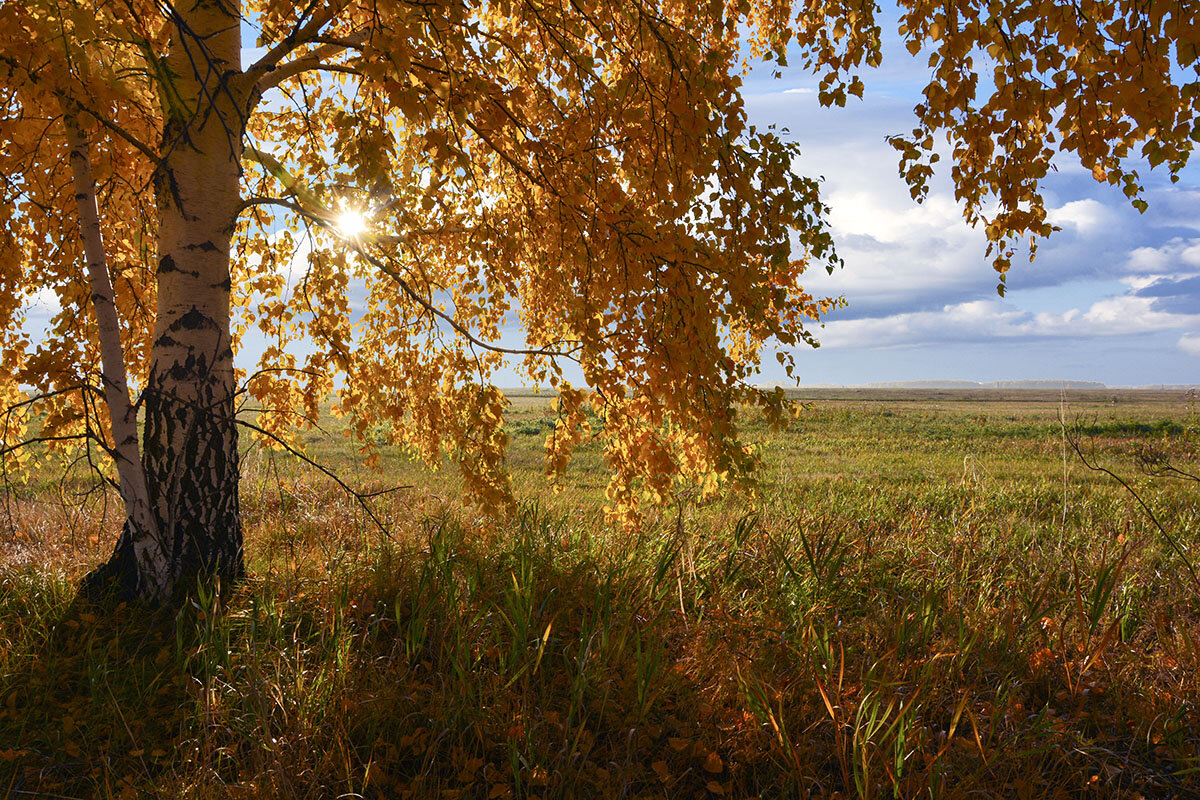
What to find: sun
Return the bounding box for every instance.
[334,207,370,239]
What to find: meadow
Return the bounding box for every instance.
[1,389,1197,799]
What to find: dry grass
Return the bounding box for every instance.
[1,389,1197,799]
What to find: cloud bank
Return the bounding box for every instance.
[743,80,1200,383]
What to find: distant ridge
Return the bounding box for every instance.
[756,380,1200,390]
[1110,384,1200,391]
[865,380,1106,390]
[514,382,1199,393]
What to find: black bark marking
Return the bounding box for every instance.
[173,307,217,331]
[87,367,244,605]
[168,352,210,382]
[186,240,220,252]
[159,255,201,278]
[212,277,232,290]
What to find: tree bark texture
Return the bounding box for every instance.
[65,111,169,601]
[83,0,246,603]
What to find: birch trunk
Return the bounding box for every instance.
[84,0,246,602]
[65,112,169,601]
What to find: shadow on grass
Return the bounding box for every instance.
[1,499,1197,799]
[0,508,767,799]
[0,589,190,798]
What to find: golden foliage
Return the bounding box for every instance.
[0,0,1195,522]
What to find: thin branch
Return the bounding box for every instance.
[0,432,95,460]
[237,365,328,391]
[1,384,95,416]
[244,5,364,99]
[237,195,309,215]
[78,106,162,165]
[234,190,584,360]
[253,33,370,96]
[355,241,585,359]
[246,1,344,73]
[1066,426,1200,595]
[237,418,408,537]
[1136,446,1200,483]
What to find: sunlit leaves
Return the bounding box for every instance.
[0,0,161,468]
[887,0,1198,281]
[233,0,843,525]
[3,0,1193,526]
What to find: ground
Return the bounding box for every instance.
[1,389,1197,798]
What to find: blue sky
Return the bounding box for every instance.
[215,12,1200,388]
[33,13,1193,389]
[734,18,1200,387]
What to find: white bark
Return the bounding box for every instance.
[82,0,254,600]
[63,111,169,599]
[138,0,246,595]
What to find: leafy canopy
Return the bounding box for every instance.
[0,0,1196,525]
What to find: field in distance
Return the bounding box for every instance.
[1,389,1197,798]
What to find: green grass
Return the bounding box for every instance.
[1,389,1198,798]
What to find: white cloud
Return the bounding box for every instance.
[818,294,1200,350]
[1122,274,1161,291]
[817,299,1014,349]
[1047,199,1114,233]
[744,49,1200,383]
[1066,295,1180,330]
[1126,237,1200,273]
[826,189,967,243]
[787,118,993,315]
[26,287,62,317]
[1180,333,1200,357]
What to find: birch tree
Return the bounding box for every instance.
[0,0,1195,602]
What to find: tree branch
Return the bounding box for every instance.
[1065,424,1200,595]
[253,35,369,96]
[238,154,584,361]
[242,4,370,100]
[246,1,345,75]
[237,418,408,537]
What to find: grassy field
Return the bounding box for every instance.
[1,389,1197,799]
